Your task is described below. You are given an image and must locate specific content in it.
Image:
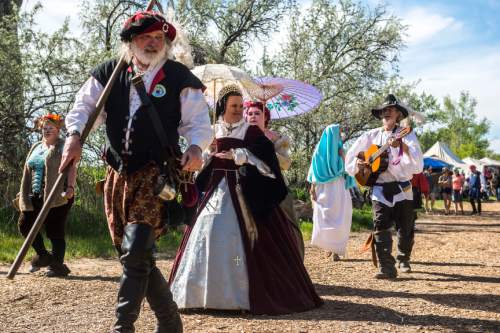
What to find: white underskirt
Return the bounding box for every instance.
[311,177,353,255]
[170,178,250,310]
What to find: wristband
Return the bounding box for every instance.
[66,130,81,138]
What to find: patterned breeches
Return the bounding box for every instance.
[104,162,166,246]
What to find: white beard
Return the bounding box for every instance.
[130,42,168,70]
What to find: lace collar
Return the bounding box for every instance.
[219,117,245,134]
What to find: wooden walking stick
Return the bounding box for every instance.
[6,0,160,280]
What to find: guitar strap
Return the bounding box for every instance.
[392,126,404,165]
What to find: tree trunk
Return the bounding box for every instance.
[0,0,27,207]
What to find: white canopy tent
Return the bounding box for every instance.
[463,157,483,167]
[462,157,489,174]
[480,157,500,167]
[423,141,466,168]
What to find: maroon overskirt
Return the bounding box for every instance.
[169,139,323,315]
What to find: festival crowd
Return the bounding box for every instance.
[12,10,499,333]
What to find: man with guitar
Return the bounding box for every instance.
[345,94,424,279]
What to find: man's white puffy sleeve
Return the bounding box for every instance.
[65,77,105,133]
[399,132,424,175]
[178,87,213,151]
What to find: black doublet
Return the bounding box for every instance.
[91,59,204,174]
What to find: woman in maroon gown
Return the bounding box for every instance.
[169,86,322,315]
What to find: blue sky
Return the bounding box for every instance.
[22,0,500,153]
[383,0,500,153]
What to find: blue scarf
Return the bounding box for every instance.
[307,124,355,189]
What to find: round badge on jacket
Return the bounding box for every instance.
[152,84,166,98]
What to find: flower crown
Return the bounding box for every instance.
[36,113,64,128]
[42,114,62,122]
[243,100,271,127]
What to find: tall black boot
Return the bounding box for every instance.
[114,224,156,333]
[373,230,397,279]
[146,266,183,333]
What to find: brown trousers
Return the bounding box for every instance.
[104,163,166,246]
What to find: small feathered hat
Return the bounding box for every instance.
[120,11,176,42]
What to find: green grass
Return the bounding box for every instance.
[299,204,373,240]
[0,205,181,264]
[0,199,374,263]
[299,220,313,240]
[351,206,373,231]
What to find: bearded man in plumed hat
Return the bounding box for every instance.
[344,94,424,279]
[60,10,212,332]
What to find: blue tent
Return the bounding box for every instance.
[424,157,452,171]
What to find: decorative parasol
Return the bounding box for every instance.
[250,77,323,119]
[191,64,266,121]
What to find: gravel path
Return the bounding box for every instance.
[1,202,499,333]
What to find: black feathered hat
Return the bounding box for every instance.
[371,94,410,119]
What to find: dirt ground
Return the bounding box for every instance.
[1,202,499,333]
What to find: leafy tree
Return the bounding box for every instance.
[261,0,405,186]
[175,0,295,65]
[489,152,500,160]
[0,2,89,206]
[0,0,22,16]
[79,0,146,54]
[0,0,27,204]
[419,91,491,158]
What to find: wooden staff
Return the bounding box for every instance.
[6,0,160,280]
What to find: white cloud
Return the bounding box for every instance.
[396,4,500,154]
[402,7,462,44]
[401,46,500,153]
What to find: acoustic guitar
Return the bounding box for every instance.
[355,127,412,187]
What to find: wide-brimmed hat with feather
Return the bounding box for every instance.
[371,94,410,119]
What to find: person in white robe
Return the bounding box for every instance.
[307,124,355,259]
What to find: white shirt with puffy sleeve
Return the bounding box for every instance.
[65,59,212,152]
[345,127,424,207]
